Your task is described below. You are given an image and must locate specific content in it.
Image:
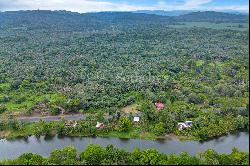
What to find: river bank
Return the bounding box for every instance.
[0,116,247,142]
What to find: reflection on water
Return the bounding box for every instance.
[69,137,76,141]
[155,138,166,144]
[44,135,55,141]
[35,136,41,143]
[23,137,29,143]
[0,132,248,160]
[119,138,130,143]
[57,134,65,139]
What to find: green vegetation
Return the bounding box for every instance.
[118,117,132,132]
[169,22,249,31]
[0,145,248,165]
[0,11,249,140]
[0,109,248,140]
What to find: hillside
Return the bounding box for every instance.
[175,11,248,23]
[0,10,248,28]
[0,10,171,28]
[132,10,193,16]
[133,10,249,17]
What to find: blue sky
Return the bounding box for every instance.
[0,0,249,13]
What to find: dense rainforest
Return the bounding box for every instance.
[0,10,249,140]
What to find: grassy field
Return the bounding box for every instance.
[121,104,139,114]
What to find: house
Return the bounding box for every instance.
[132,111,142,122]
[96,122,105,129]
[177,121,193,131]
[155,102,165,111]
[133,116,140,122]
[177,123,187,131]
[185,121,193,126]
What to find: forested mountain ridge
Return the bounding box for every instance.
[175,11,249,22]
[0,10,249,140]
[0,10,171,26]
[0,10,248,27]
[132,10,193,16]
[133,10,249,16]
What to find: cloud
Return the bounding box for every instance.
[201,5,249,12]
[183,0,212,8]
[0,0,248,13]
[157,0,167,6]
[155,0,249,12]
[152,0,212,10]
[0,0,155,12]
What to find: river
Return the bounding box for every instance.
[0,132,248,160]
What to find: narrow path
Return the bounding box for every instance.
[16,114,85,122]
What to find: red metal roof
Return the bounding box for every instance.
[155,102,165,110]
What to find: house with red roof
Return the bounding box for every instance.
[155,102,165,111]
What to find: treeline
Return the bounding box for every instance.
[0,145,248,165]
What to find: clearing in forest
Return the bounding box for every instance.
[121,104,139,114]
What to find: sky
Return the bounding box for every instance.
[0,0,249,13]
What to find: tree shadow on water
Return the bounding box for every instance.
[44,135,55,142]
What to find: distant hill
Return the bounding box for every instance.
[132,10,248,17]
[0,10,172,31]
[85,11,171,23]
[221,10,249,15]
[94,11,248,23]
[175,11,248,23]
[132,10,193,16]
[0,10,248,29]
[0,10,171,21]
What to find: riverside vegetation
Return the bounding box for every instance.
[0,145,249,165]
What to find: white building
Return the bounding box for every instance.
[133,116,140,122]
[177,121,193,131]
[96,122,104,128]
[185,121,193,126]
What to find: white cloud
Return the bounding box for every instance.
[0,0,155,12]
[201,5,249,12]
[183,0,212,8]
[155,0,249,12]
[157,0,167,6]
[0,0,248,13]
